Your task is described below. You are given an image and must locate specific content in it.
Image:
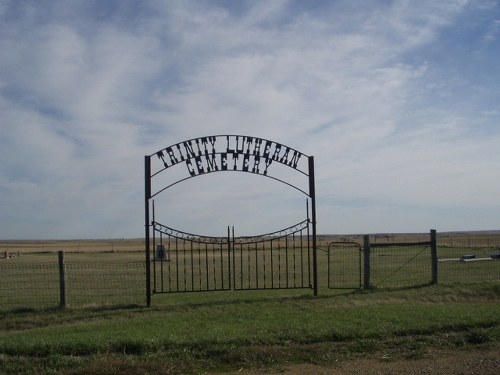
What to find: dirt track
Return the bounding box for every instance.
[216,349,499,375]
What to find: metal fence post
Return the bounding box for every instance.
[430,229,438,284]
[363,235,371,289]
[58,251,67,308]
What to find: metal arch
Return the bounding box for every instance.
[153,219,309,245]
[148,134,310,161]
[153,222,229,244]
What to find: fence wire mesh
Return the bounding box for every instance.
[370,244,432,289]
[437,240,500,284]
[0,260,145,310]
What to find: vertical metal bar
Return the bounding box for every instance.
[363,235,371,289]
[198,241,201,290]
[247,243,250,289]
[306,200,311,287]
[232,226,236,290]
[159,232,164,292]
[263,242,266,288]
[168,235,172,292]
[300,229,304,287]
[240,239,243,289]
[212,242,216,289]
[220,238,224,290]
[308,156,318,296]
[358,245,362,289]
[144,155,151,307]
[58,251,67,308]
[278,239,282,287]
[190,241,194,291]
[228,226,232,290]
[430,229,438,285]
[182,240,187,291]
[255,241,259,289]
[175,237,179,292]
[152,220,157,293]
[293,233,296,287]
[270,240,274,288]
[285,235,289,288]
[205,243,209,289]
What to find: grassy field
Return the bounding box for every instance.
[0,234,499,373]
[0,283,499,374]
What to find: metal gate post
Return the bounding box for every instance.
[363,235,371,289]
[430,229,438,285]
[308,156,318,296]
[145,156,152,307]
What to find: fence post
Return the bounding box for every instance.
[430,229,438,285]
[58,251,67,308]
[363,235,371,289]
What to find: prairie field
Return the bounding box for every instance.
[0,232,499,374]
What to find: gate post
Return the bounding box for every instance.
[58,251,67,308]
[145,156,152,307]
[430,229,438,285]
[308,156,318,296]
[363,235,371,289]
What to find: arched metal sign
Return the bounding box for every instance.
[145,135,317,306]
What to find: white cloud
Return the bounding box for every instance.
[1,0,499,238]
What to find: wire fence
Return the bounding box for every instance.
[0,256,145,310]
[327,234,500,290]
[370,243,433,289]
[1,233,499,310]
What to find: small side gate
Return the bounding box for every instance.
[150,219,313,294]
[328,231,438,290]
[327,241,363,289]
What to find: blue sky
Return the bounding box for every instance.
[1,0,499,239]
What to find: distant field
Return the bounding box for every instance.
[0,238,145,254]
[2,230,500,254]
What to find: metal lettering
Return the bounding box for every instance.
[157,150,169,168]
[156,135,305,177]
[271,143,282,161]
[252,155,261,173]
[183,141,196,158]
[194,156,205,174]
[220,152,228,170]
[166,147,178,164]
[264,158,273,175]
[175,143,186,161]
[185,159,196,176]
[253,138,263,156]
[288,151,301,168]
[232,152,239,170]
[205,152,219,172]
[263,140,272,159]
[244,137,253,155]
[242,154,250,172]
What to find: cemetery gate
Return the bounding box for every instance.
[145,135,317,306]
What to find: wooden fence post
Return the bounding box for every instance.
[58,251,67,308]
[430,229,438,285]
[363,235,371,289]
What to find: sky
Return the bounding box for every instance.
[1,0,499,239]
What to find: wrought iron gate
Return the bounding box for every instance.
[145,135,318,305]
[152,222,232,293]
[150,219,313,294]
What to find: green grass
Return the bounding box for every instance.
[0,283,499,374]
